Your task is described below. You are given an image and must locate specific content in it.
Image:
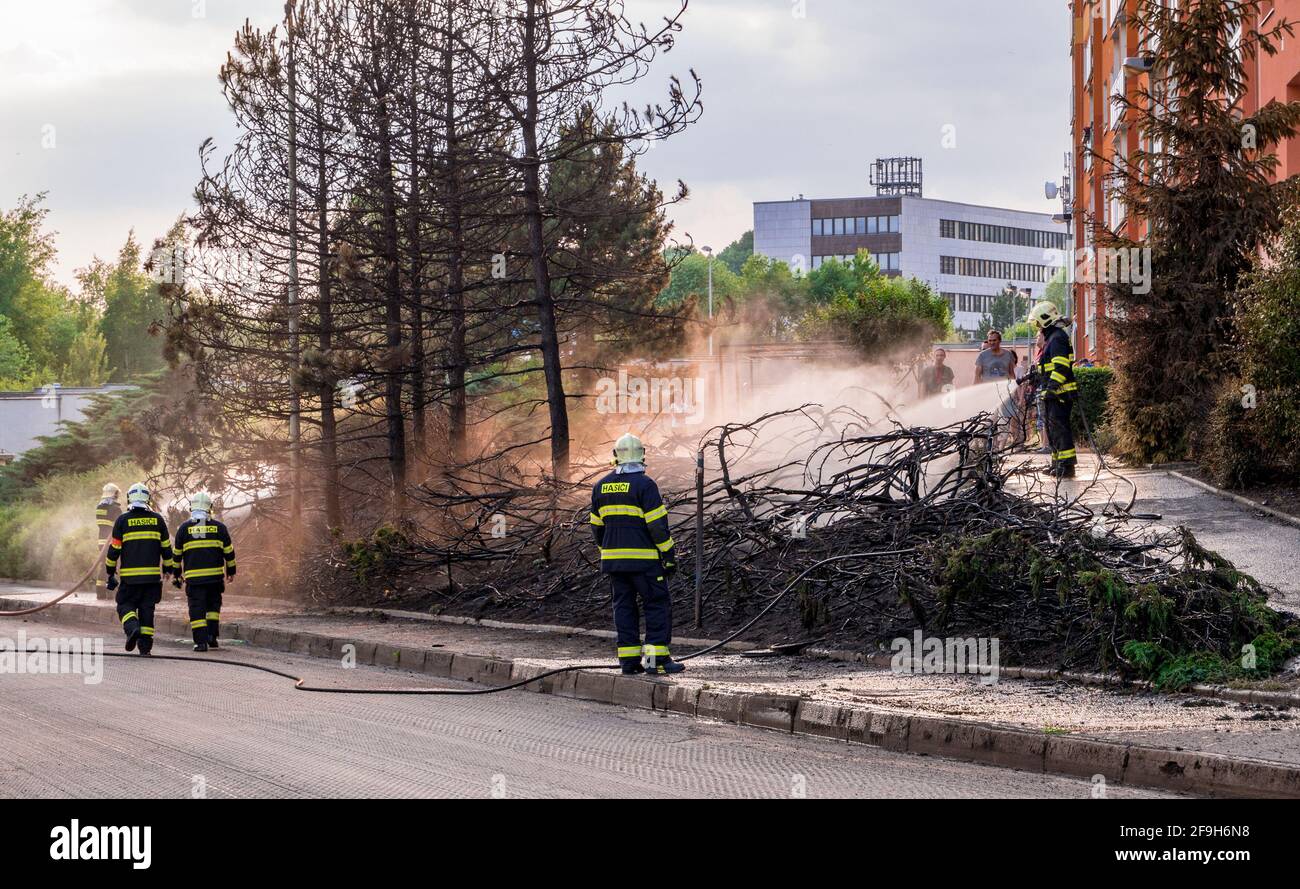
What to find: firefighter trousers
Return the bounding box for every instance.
[1043,397,1077,468]
[185,582,225,644]
[116,582,162,653]
[609,570,672,666]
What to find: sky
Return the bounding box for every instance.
[0,0,1073,288]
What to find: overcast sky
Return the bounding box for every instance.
[0,0,1072,288]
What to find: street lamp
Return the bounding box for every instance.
[701,245,714,357]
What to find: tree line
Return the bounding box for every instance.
[0,195,167,391]
[160,0,703,530]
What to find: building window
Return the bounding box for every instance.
[940,256,1059,284]
[938,219,1067,250]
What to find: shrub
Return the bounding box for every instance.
[340,524,411,586]
[1071,365,1113,449]
[0,459,142,582]
[1202,202,1300,486]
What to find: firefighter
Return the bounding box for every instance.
[590,432,683,676]
[1028,301,1078,478]
[105,482,174,656]
[171,491,236,652]
[94,483,122,599]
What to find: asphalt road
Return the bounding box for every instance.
[0,621,1173,798]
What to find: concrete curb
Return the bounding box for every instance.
[1168,469,1300,531]
[5,595,1298,798]
[340,605,1300,709]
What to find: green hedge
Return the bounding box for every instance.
[1071,365,1113,448]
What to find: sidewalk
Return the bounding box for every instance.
[3,583,1297,797]
[1060,454,1300,613]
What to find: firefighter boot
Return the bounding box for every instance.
[207,611,221,648]
[190,618,209,651]
[138,627,154,656]
[618,644,644,675]
[121,610,140,652]
[645,657,685,676]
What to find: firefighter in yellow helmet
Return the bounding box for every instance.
[1028,301,1078,478]
[94,483,122,599]
[589,432,683,676]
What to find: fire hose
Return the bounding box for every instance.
[0,540,109,617]
[2,543,910,696]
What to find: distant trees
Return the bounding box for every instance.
[799,254,950,357]
[81,233,166,382]
[657,247,951,356]
[717,230,752,274]
[0,194,119,389]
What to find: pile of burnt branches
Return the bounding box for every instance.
[334,405,1294,681]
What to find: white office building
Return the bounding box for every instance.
[754,194,1066,332]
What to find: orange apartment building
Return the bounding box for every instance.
[1069,0,1300,361]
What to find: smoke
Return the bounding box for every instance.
[587,343,1020,478]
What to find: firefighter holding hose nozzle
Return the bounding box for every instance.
[1021,301,1078,479]
[590,433,684,676]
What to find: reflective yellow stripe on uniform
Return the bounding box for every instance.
[120,611,137,624]
[1050,371,1067,384]
[184,567,225,579]
[599,548,660,560]
[183,539,224,551]
[1055,448,1077,460]
[119,566,161,577]
[656,538,675,552]
[121,530,161,542]
[617,645,642,658]
[140,627,154,636]
[190,619,208,629]
[643,505,667,522]
[588,512,604,526]
[649,645,670,657]
[205,611,220,621]
[597,504,645,519]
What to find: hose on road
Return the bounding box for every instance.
[0,541,108,617]
[4,548,907,696]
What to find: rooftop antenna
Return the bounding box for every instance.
[870,157,923,197]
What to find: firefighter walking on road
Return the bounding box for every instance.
[94,483,122,599]
[105,483,174,656]
[172,492,236,652]
[590,433,684,676]
[1028,301,1079,479]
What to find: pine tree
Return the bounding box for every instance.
[1103,0,1300,462]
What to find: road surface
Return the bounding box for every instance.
[0,620,1175,799]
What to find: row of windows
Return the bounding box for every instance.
[812,215,900,237]
[940,256,1057,284]
[812,253,899,271]
[939,219,1067,251]
[942,292,1004,315]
